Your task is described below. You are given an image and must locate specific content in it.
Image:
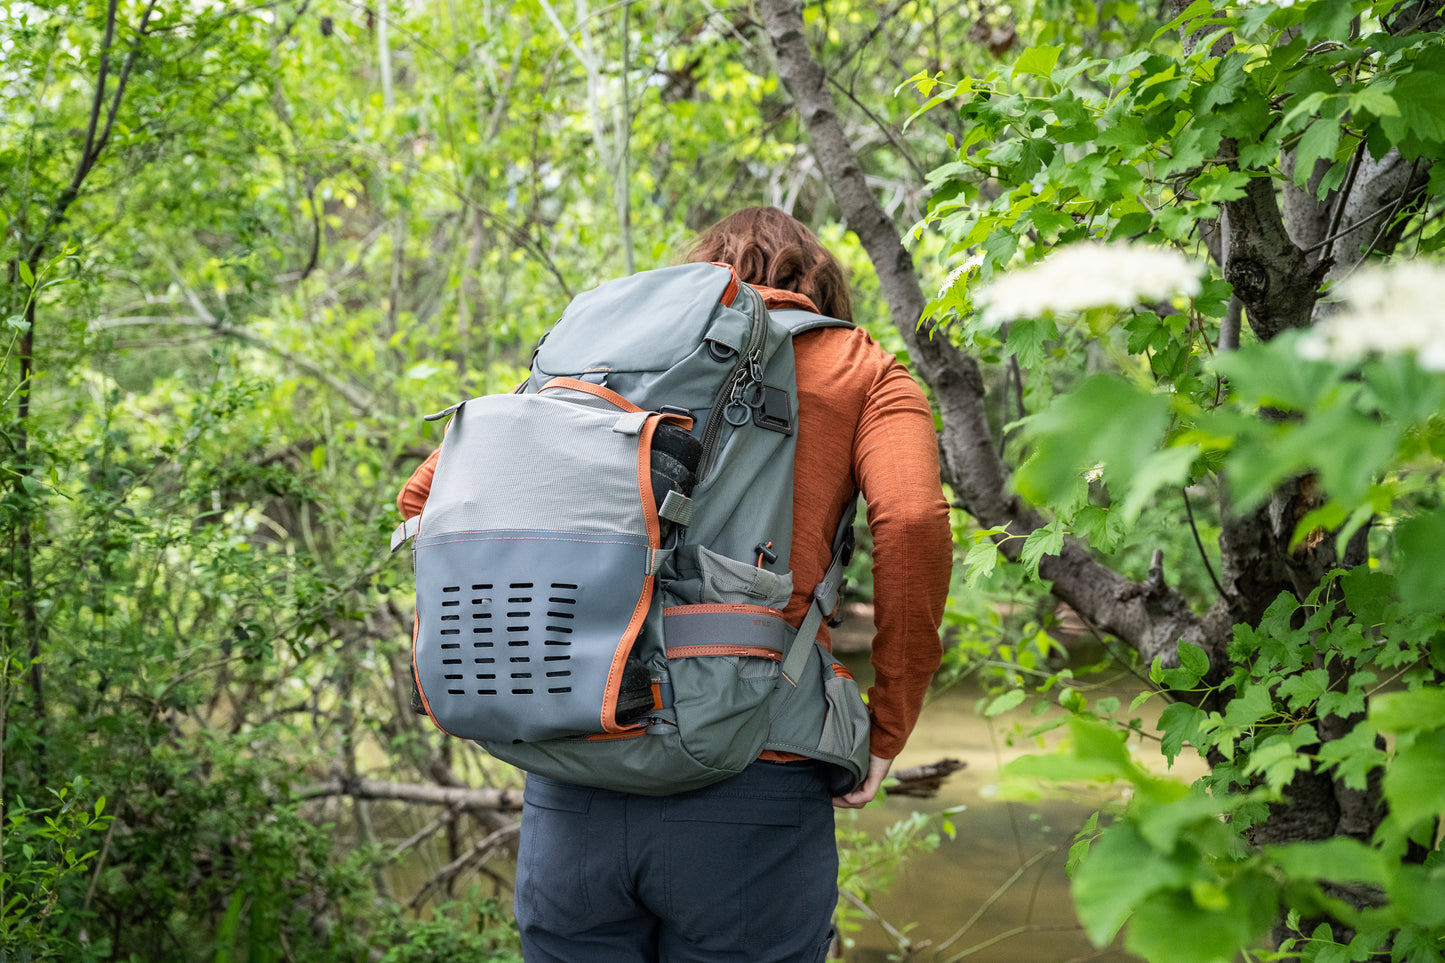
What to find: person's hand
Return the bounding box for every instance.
[832,754,892,809]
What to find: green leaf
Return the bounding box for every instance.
[1350,83,1399,119]
[1073,822,1190,946]
[1388,867,1445,930]
[1340,567,1393,629]
[17,261,34,287]
[1277,668,1329,711]
[1267,837,1388,887]
[1158,701,1206,765]
[1222,684,1275,730]
[1177,642,1210,684]
[1015,376,1171,509]
[1019,519,1066,577]
[1125,872,1277,963]
[1382,728,1445,832]
[1071,716,1139,773]
[1243,732,1313,791]
[1014,45,1063,79]
[1379,54,1445,155]
[311,445,326,470]
[1118,445,1199,521]
[1153,0,1213,43]
[1134,785,1227,852]
[1323,722,1387,792]
[1005,318,1056,369]
[984,688,1026,716]
[1302,0,1359,41]
[963,535,1002,589]
[1293,119,1341,188]
[1370,688,1445,735]
[1393,509,1445,618]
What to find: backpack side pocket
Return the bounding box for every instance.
[661,602,787,773]
[818,655,870,785]
[764,641,870,796]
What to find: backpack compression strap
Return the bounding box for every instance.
[780,494,858,687]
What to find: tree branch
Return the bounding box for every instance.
[1220,144,1323,342]
[296,776,525,811]
[759,0,1220,671]
[91,313,374,415]
[407,821,520,910]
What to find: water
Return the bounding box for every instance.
[839,654,1206,963]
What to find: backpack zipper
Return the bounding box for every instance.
[697,283,768,479]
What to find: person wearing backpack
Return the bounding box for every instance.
[396,207,952,961]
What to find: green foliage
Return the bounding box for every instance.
[919,0,1445,959]
[375,897,522,963]
[1,0,995,956]
[834,810,943,954]
[1,780,111,960]
[1004,656,1445,962]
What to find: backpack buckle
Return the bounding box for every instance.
[751,384,794,435]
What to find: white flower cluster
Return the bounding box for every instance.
[938,252,985,299]
[972,242,1204,326]
[1298,262,1445,371]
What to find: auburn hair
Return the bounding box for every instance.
[682,207,853,322]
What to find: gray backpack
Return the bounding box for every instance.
[391,262,870,795]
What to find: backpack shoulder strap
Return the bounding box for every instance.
[768,308,855,337]
[780,493,858,686]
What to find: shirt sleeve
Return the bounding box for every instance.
[397,447,441,519]
[853,357,953,760]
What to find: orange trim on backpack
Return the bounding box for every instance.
[583,727,648,742]
[831,662,855,681]
[661,603,787,620]
[538,377,645,412]
[664,644,783,661]
[708,262,741,306]
[411,616,460,737]
[597,414,669,733]
[600,572,653,734]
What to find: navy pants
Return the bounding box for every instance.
[513,760,838,962]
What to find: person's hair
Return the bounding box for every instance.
[682,207,853,322]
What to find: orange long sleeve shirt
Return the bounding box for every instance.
[396,288,952,759]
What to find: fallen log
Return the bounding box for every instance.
[297,776,525,811]
[888,758,967,798]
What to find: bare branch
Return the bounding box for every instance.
[296,776,525,811]
[407,821,521,910]
[90,313,373,414]
[888,757,966,798]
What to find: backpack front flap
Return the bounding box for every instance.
[532,263,803,580]
[411,389,685,743]
[531,261,756,411]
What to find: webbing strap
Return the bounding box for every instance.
[647,545,675,575]
[658,490,694,527]
[781,495,858,684]
[662,606,788,657]
[390,515,421,553]
[612,411,649,435]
